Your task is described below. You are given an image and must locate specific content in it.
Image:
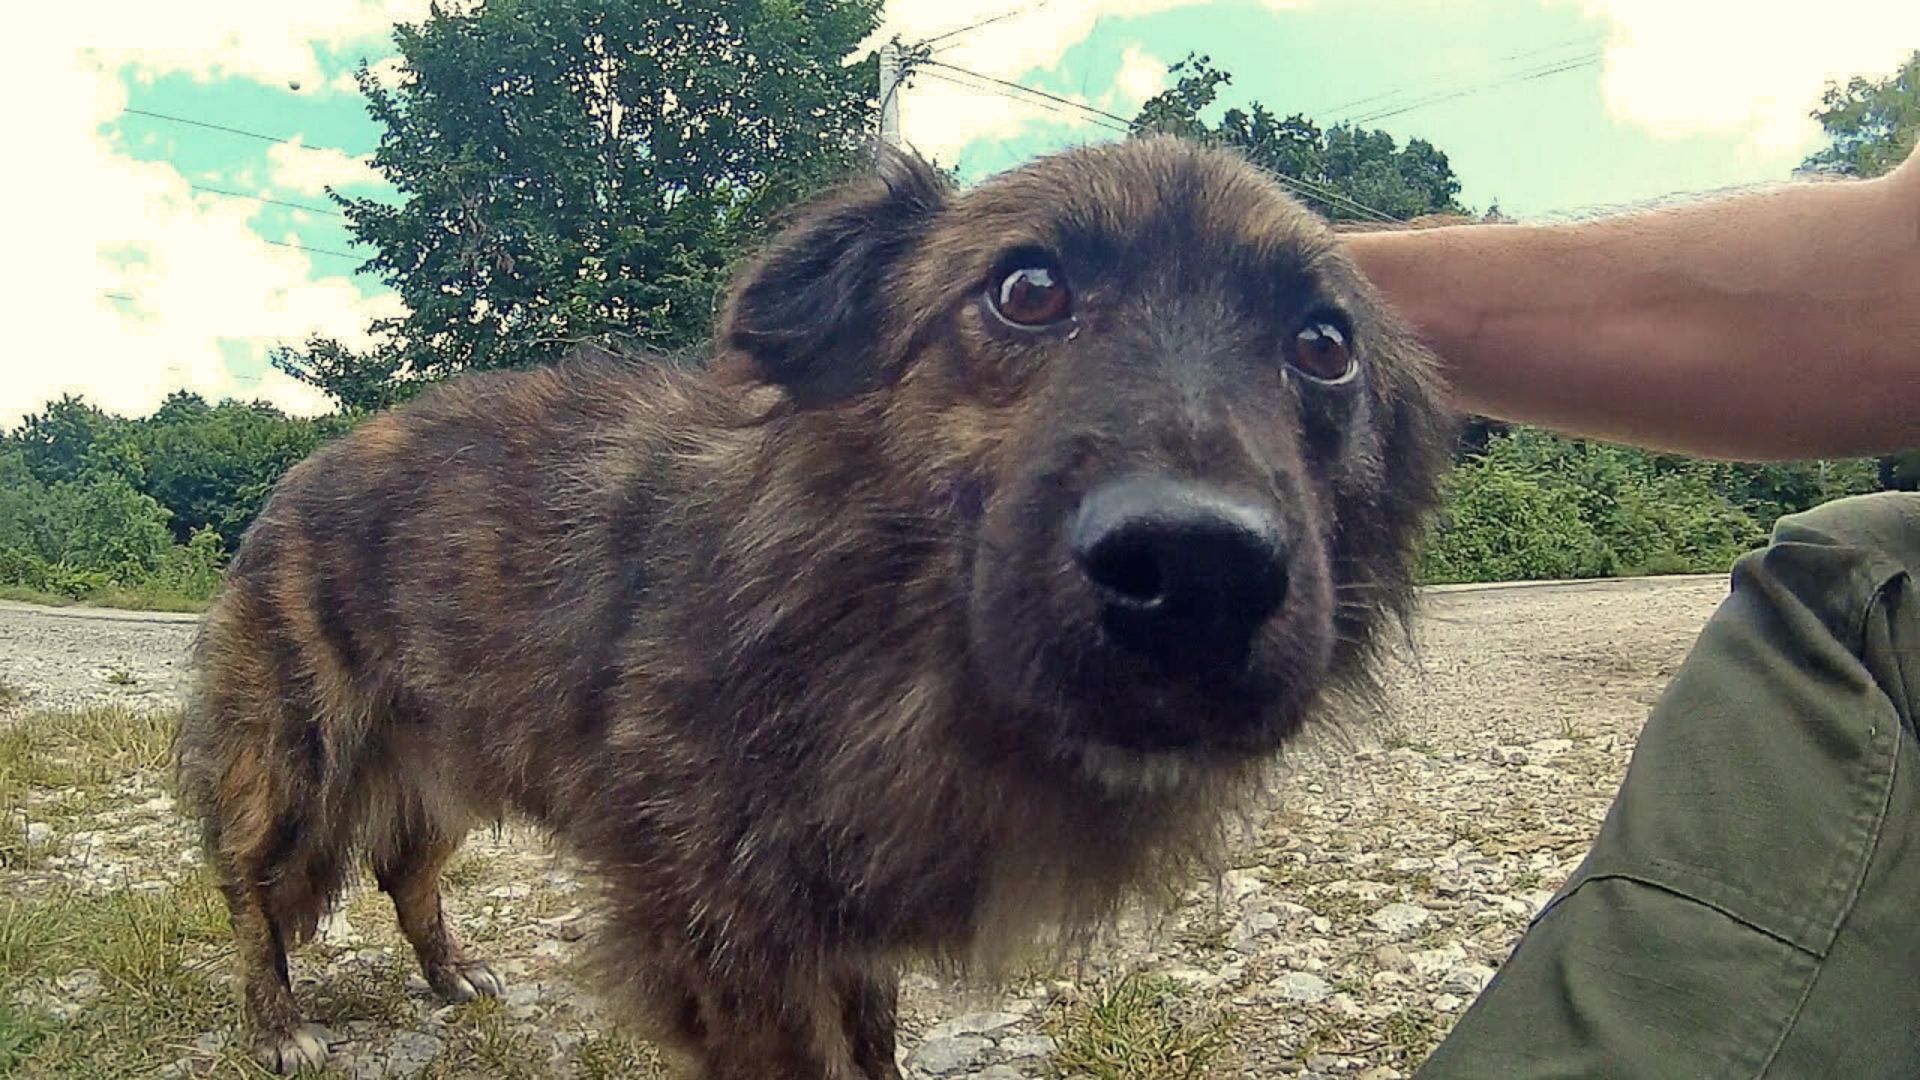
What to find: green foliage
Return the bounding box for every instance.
[0,394,350,610]
[273,0,886,409]
[1129,54,1469,222]
[1420,459,1606,584]
[1420,429,1892,584]
[1803,48,1919,179]
[131,391,345,547]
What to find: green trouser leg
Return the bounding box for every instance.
[1416,492,1920,1079]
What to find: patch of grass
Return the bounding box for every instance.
[303,957,416,1030]
[0,707,175,795]
[1046,972,1234,1080]
[1172,910,1234,956]
[0,708,174,869]
[0,999,53,1072]
[574,1029,670,1079]
[0,680,21,710]
[1378,1006,1448,1066]
[0,584,210,615]
[427,998,544,1080]
[104,669,139,688]
[0,882,245,1076]
[441,850,496,892]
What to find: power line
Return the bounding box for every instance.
[922,0,1050,51]
[190,184,346,217]
[917,62,1399,223]
[265,238,370,264]
[120,107,359,156]
[914,67,1128,133]
[921,59,1135,129]
[1314,31,1605,119]
[1346,55,1600,125]
[1494,30,1605,63]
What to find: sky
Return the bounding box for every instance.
[7,0,1918,430]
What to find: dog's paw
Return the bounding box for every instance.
[253,1022,331,1074]
[428,958,505,1002]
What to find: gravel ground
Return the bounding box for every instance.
[0,575,1732,1077]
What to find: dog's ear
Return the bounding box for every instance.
[717,148,950,406]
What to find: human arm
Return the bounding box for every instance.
[1342,149,1920,461]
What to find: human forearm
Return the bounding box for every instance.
[1345,159,1920,460]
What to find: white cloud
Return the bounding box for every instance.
[329,55,409,96]
[0,7,415,429]
[1113,45,1170,105]
[268,138,381,197]
[869,0,1304,163]
[79,0,433,90]
[1573,0,1920,154]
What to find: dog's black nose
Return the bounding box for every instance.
[1070,476,1289,669]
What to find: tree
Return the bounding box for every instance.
[1804,49,1920,489]
[1129,54,1469,222]
[132,401,347,549]
[8,394,155,493]
[1803,48,1919,180]
[274,0,886,410]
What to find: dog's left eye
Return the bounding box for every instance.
[988,258,1073,328]
[1286,320,1356,383]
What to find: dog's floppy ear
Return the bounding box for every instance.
[718,147,950,406]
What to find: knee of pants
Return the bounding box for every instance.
[1765,491,1920,580]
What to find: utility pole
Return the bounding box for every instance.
[878,38,903,151]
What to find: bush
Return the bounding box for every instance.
[1421,429,1778,584]
[1421,463,1606,583]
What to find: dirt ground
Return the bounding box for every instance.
[0,575,1731,1078]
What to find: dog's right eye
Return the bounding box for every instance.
[987,254,1074,329]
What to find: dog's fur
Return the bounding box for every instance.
[174,135,1455,1078]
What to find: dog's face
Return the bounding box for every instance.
[720,136,1450,779]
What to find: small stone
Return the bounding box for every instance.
[56,969,101,1000]
[1410,943,1468,976]
[1370,971,1410,989]
[1529,739,1574,757]
[386,1031,444,1077]
[1001,1034,1057,1061]
[1441,965,1496,995]
[1489,746,1529,766]
[317,911,357,948]
[1160,964,1224,993]
[191,1030,226,1055]
[1367,903,1431,936]
[968,1068,1026,1080]
[924,1011,1022,1041]
[25,822,52,846]
[1269,972,1330,1004]
[1223,868,1268,902]
[1433,993,1465,1012]
[1373,944,1413,973]
[910,1035,994,1076]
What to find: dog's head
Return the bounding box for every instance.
[717,136,1453,782]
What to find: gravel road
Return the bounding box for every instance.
[0,575,1733,1077]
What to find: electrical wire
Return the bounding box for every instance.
[917,63,1401,223]
[920,1,1049,50]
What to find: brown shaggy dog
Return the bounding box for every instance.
[174,134,1454,1078]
